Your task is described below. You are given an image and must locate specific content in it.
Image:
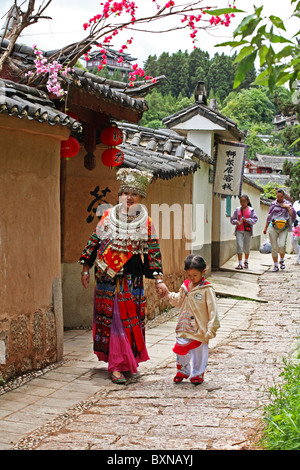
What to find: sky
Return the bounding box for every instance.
[0,0,298,66]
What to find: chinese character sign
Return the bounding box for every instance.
[86,186,111,223]
[213,142,246,197]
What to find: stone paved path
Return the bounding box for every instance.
[9,256,300,451]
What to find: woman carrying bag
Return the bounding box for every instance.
[230,194,258,270]
[263,189,296,272]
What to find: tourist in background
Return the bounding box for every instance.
[230,194,258,270]
[291,190,300,264]
[263,189,296,272]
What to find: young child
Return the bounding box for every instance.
[167,255,220,385]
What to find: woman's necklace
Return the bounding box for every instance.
[109,203,148,230]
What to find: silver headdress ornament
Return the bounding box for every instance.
[116,168,153,197]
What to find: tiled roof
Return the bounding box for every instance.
[118,122,212,179]
[162,102,245,142]
[242,175,264,192]
[0,78,82,133]
[245,173,290,195]
[255,153,299,171]
[0,38,163,115]
[60,69,166,114]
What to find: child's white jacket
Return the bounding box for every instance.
[168,281,220,344]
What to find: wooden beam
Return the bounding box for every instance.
[66,104,110,128]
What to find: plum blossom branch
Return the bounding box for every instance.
[26,45,72,97]
[28,1,240,94]
[81,1,239,85]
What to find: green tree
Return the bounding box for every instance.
[143,54,158,78]
[92,66,111,79]
[282,160,300,200]
[272,87,295,116]
[155,52,173,95]
[206,52,236,102]
[272,126,300,156]
[139,90,167,125]
[187,48,211,96]
[220,87,276,130]
[216,2,300,93]
[261,181,286,200]
[139,89,194,127]
[111,68,124,82]
[243,127,269,160]
[168,50,190,97]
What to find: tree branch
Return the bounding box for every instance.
[0,0,53,74]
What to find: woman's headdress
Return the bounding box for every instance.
[116,168,153,197]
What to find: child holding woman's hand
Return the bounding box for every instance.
[166,255,220,385]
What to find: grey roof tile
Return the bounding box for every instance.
[117,122,212,179]
[0,79,82,133]
[162,102,244,141]
[0,39,163,115]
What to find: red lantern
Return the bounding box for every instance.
[61,136,80,159]
[101,125,123,146]
[101,147,124,167]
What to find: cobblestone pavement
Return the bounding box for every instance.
[5,256,300,451]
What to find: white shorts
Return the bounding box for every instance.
[236,231,251,254]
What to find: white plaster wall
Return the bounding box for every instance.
[192,162,213,250]
[174,115,224,133]
[220,196,236,241]
[187,130,214,157]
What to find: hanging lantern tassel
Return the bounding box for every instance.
[101,147,124,167]
[61,136,80,160]
[84,152,96,171]
[100,124,123,146]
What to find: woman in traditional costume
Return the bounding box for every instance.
[79,168,167,384]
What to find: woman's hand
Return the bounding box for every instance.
[81,272,90,289]
[155,282,169,298]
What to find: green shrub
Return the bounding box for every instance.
[260,356,300,450]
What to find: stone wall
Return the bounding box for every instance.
[0,115,67,382]
[0,306,57,381]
